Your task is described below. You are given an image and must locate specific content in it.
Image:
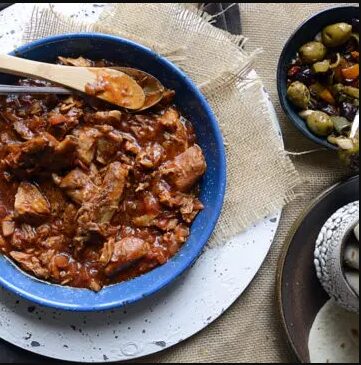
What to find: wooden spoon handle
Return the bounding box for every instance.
[0,54,97,91]
[0,54,61,79]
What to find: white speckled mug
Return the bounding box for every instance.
[314,201,359,313]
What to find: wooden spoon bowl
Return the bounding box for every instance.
[113,67,165,111]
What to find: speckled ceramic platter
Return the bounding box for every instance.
[277,175,359,363]
[0,3,282,363]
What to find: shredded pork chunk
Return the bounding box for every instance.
[14,182,51,224]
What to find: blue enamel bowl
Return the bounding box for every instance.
[0,33,226,311]
[277,6,358,150]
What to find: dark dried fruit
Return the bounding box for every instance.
[319,102,338,116]
[344,38,358,53]
[317,69,334,84]
[294,67,315,86]
[340,101,358,121]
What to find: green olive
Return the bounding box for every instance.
[306,111,334,137]
[287,81,310,109]
[322,22,352,47]
[299,41,327,64]
[343,86,359,99]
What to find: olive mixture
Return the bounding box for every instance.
[0,57,207,291]
[286,18,359,158]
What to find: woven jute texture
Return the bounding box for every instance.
[25,3,357,363]
[24,3,300,246]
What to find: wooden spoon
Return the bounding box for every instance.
[112,67,165,111]
[0,54,146,110]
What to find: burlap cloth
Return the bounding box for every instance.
[22,2,357,363]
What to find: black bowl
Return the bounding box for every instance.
[277,6,359,150]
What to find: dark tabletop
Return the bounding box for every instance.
[0,3,240,364]
[0,3,12,11]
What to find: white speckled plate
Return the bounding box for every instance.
[0,3,282,362]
